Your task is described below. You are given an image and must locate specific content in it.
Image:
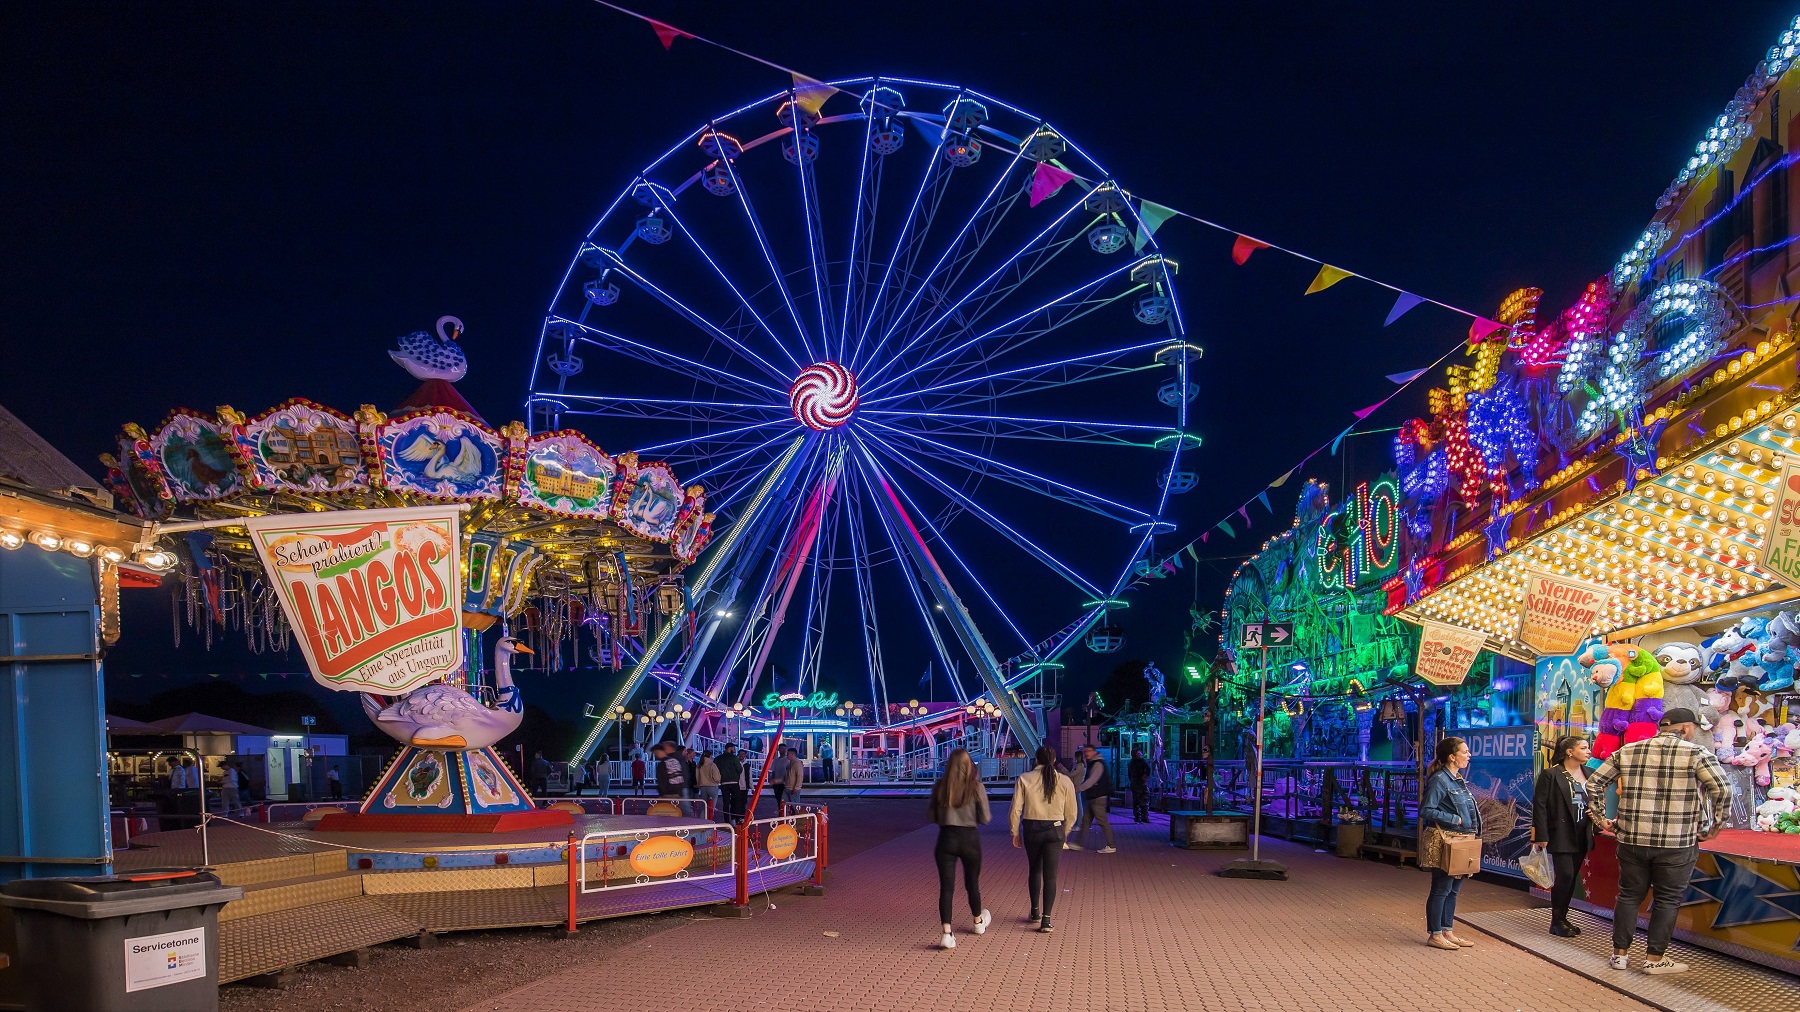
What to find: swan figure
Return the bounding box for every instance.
[396,432,484,481]
[362,636,531,749]
[389,315,468,382]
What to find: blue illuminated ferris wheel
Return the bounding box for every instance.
[532,77,1200,759]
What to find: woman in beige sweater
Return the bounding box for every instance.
[1009,745,1079,933]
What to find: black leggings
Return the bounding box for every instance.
[934,826,983,924]
[1551,850,1587,925]
[1021,819,1064,918]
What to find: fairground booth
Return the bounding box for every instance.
[1310,19,1800,972]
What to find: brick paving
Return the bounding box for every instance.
[463,806,1650,1012]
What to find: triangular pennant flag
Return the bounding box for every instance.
[791,73,839,116]
[1201,531,1210,543]
[1305,264,1353,295]
[1384,292,1425,326]
[1029,162,1078,207]
[1230,235,1270,265]
[1269,467,1294,488]
[1330,426,1352,455]
[1468,317,1503,343]
[1386,368,1428,385]
[1133,201,1176,251]
[1186,543,1200,562]
[1352,400,1383,420]
[1256,490,1272,512]
[648,19,693,50]
[1217,520,1235,538]
[1237,506,1251,528]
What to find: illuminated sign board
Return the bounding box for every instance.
[1316,474,1400,591]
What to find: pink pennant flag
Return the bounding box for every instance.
[1468,317,1503,343]
[1231,235,1271,265]
[1029,163,1077,207]
[1201,532,1210,544]
[1352,401,1383,420]
[648,19,694,50]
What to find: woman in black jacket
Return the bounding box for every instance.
[1531,734,1596,937]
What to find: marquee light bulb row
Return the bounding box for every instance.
[0,526,174,570]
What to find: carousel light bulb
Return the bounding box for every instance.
[0,531,21,550]
[28,531,61,551]
[66,539,93,558]
[139,549,177,571]
[98,546,124,563]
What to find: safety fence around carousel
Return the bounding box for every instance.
[1150,759,1422,843]
[570,810,823,910]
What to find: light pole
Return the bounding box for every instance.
[612,704,631,792]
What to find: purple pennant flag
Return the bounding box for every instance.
[1384,292,1425,326]
[1237,505,1251,528]
[1386,368,1428,385]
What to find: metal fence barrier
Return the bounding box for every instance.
[576,823,736,895]
[618,796,711,819]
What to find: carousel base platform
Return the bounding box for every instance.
[110,813,758,985]
[313,809,574,834]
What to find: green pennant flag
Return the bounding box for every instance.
[1134,200,1176,252]
[1186,543,1200,563]
[1218,519,1236,538]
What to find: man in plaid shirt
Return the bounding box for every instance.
[1585,707,1732,975]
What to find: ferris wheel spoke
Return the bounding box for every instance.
[867,408,1174,447]
[651,205,808,373]
[848,104,961,367]
[863,447,1034,652]
[862,419,1153,524]
[720,155,820,363]
[796,484,843,693]
[545,392,784,426]
[861,194,1086,382]
[557,317,784,401]
[843,468,889,712]
[629,418,797,456]
[837,100,883,364]
[679,430,793,488]
[861,260,1143,396]
[590,247,793,382]
[853,450,968,702]
[856,141,1034,373]
[863,338,1170,408]
[792,134,834,363]
[857,431,1104,598]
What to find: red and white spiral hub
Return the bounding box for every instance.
[789,361,858,430]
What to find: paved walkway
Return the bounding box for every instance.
[463,807,1649,1012]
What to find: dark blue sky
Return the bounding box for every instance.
[4,2,1793,718]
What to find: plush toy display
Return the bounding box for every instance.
[1703,619,1769,693]
[1754,787,1799,833]
[1653,642,1717,732]
[1732,733,1777,787]
[1580,642,1666,759]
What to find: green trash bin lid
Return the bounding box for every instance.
[1,869,241,918]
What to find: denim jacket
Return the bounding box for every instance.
[1421,769,1481,834]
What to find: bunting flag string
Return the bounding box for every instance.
[1217,520,1236,538]
[1468,317,1504,343]
[1304,264,1353,295]
[1029,162,1078,208]
[790,73,838,115]
[1231,234,1271,265]
[1269,467,1294,488]
[649,19,693,49]
[1384,292,1425,325]
[1134,201,1175,251]
[1255,490,1272,513]
[1386,367,1428,384]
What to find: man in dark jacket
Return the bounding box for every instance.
[680,746,699,800]
[1128,748,1152,823]
[653,743,687,798]
[715,743,745,821]
[1069,745,1117,852]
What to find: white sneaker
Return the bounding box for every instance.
[1064,841,1083,850]
[972,909,991,935]
[1643,957,1688,975]
[1608,954,1630,970]
[1097,846,1117,854]
[940,931,956,949]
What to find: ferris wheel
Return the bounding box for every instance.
[532,77,1200,759]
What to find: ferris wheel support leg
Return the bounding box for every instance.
[860,448,1043,755]
[567,435,812,765]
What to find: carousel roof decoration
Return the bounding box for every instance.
[103,319,714,655]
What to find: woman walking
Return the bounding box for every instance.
[1009,745,1079,934]
[696,751,722,819]
[928,748,992,949]
[1421,736,1481,951]
[1531,734,1595,937]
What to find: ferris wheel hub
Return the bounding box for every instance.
[790,361,859,430]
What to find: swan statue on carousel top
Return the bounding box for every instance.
[361,635,531,749]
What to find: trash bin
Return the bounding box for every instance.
[1335,823,1366,858]
[1,869,242,1012]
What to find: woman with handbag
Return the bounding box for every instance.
[1420,736,1481,951]
[1530,734,1595,937]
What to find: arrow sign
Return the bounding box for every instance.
[1264,622,1294,645]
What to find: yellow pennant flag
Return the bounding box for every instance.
[1269,467,1295,488]
[791,73,839,116]
[1305,264,1353,294]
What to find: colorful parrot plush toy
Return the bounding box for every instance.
[1578,642,1666,759]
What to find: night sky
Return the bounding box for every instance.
[4,2,1794,730]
